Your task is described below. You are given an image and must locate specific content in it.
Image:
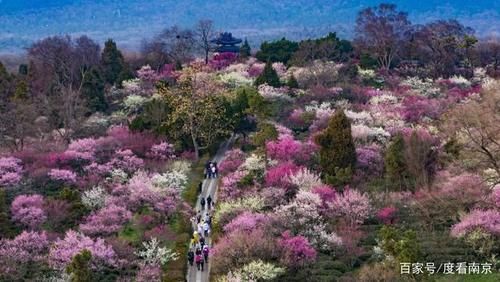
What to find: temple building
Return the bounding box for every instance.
[211,32,242,53]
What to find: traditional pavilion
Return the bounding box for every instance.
[211,32,242,53]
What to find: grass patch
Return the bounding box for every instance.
[182,154,210,207]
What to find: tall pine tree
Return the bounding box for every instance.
[66,249,93,282]
[384,134,410,191]
[0,61,12,99]
[81,67,107,113]
[254,61,281,87]
[240,38,251,58]
[315,110,356,185]
[101,39,128,86]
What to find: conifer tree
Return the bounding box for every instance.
[315,110,356,184]
[101,39,127,85]
[81,67,107,113]
[240,38,251,58]
[66,249,93,282]
[0,61,11,99]
[0,190,15,238]
[287,74,299,88]
[384,134,410,191]
[255,61,281,87]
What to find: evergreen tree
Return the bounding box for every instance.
[101,39,126,85]
[384,134,410,191]
[240,38,251,58]
[81,67,107,113]
[13,79,29,100]
[18,64,28,76]
[66,249,93,282]
[256,38,299,64]
[0,190,15,238]
[315,110,356,185]
[0,61,12,99]
[254,61,281,87]
[287,74,299,89]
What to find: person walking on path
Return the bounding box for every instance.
[210,165,217,178]
[203,245,209,263]
[187,249,194,266]
[200,197,206,210]
[196,212,201,224]
[195,253,203,271]
[199,236,205,248]
[198,181,203,194]
[203,221,210,237]
[206,195,212,210]
[193,231,200,244]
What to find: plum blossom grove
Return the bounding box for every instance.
[0,4,499,281]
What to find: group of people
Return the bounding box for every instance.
[189,211,213,271]
[188,159,218,272]
[205,161,218,179]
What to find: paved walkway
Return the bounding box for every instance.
[187,137,234,282]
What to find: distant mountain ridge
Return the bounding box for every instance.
[0,0,499,54]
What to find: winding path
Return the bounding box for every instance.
[187,137,234,282]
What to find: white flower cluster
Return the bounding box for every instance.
[135,238,179,266]
[304,101,332,113]
[257,84,292,101]
[369,94,399,105]
[346,110,374,125]
[358,67,376,79]
[288,168,322,191]
[122,78,142,95]
[81,186,107,210]
[219,72,253,87]
[449,75,471,87]
[151,169,188,191]
[351,124,391,143]
[231,260,285,281]
[242,154,266,173]
[401,77,441,97]
[123,95,149,115]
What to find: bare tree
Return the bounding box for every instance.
[443,82,500,184]
[27,36,96,142]
[354,3,412,70]
[142,26,196,69]
[195,20,216,64]
[413,20,474,78]
[477,37,500,76]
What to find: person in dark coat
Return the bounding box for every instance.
[198,181,203,194]
[187,249,194,266]
[200,197,206,210]
[206,195,212,209]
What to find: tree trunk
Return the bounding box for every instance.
[205,50,209,65]
[192,134,200,161]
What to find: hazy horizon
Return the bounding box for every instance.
[1,0,499,55]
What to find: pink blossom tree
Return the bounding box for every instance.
[146,142,176,160]
[79,204,132,236]
[11,194,46,229]
[49,230,117,269]
[223,212,269,234]
[451,209,500,237]
[264,162,301,188]
[278,231,316,268]
[0,157,23,186]
[266,134,301,161]
[218,149,246,175]
[48,168,77,183]
[109,149,144,174]
[377,206,398,225]
[329,189,371,226]
[0,231,49,277]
